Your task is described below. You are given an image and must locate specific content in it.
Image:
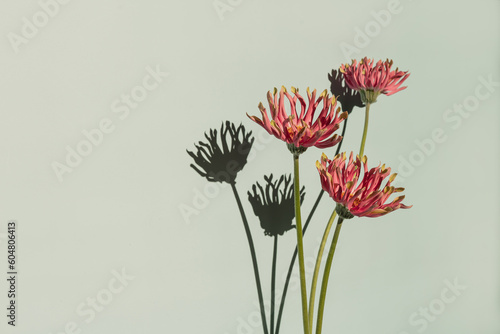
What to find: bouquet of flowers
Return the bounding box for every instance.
[187,57,411,334]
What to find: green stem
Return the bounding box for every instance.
[271,235,278,334]
[276,118,349,334]
[307,210,337,332]
[315,217,344,334]
[230,182,269,334]
[359,103,371,157]
[275,189,324,334]
[293,153,309,334]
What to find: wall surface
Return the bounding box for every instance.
[0,0,499,333]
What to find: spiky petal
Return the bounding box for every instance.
[247,86,348,154]
[340,58,410,103]
[316,152,412,218]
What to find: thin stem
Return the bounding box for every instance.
[275,189,324,334]
[359,103,371,157]
[315,217,344,334]
[230,182,269,334]
[307,210,337,332]
[275,118,349,334]
[336,117,349,156]
[293,154,309,334]
[271,235,278,334]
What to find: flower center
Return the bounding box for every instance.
[287,124,303,137]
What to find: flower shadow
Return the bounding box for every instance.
[328,69,365,113]
[187,121,254,183]
[248,174,305,237]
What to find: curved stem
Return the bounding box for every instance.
[315,217,344,334]
[230,182,269,334]
[307,210,337,331]
[275,118,349,334]
[293,154,310,334]
[359,103,371,157]
[271,235,278,334]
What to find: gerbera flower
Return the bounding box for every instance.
[340,58,410,104]
[247,86,347,155]
[316,152,411,218]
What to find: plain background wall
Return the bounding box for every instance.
[0,0,499,333]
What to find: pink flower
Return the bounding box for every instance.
[247,87,348,154]
[316,152,411,218]
[340,58,410,103]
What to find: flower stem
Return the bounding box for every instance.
[315,217,344,334]
[307,210,337,332]
[293,153,309,334]
[271,235,278,334]
[359,103,371,157]
[275,189,324,334]
[275,118,349,334]
[336,117,349,156]
[230,182,269,334]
